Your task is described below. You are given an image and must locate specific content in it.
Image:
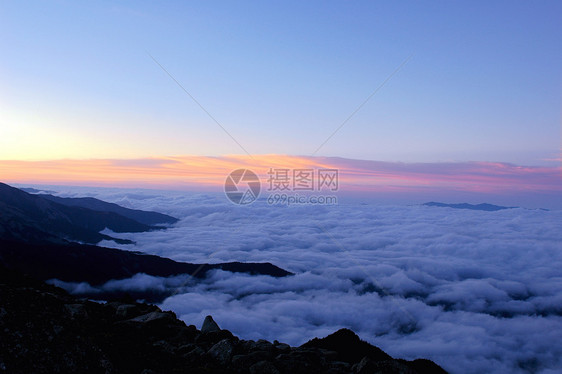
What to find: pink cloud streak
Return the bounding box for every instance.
[0,155,559,199]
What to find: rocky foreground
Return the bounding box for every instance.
[0,268,447,374]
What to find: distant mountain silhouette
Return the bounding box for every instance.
[423,202,516,211]
[0,182,171,244]
[38,194,178,225]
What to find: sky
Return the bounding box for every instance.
[1,3,561,370]
[1,0,560,165]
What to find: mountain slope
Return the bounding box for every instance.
[0,183,292,301]
[0,239,291,286]
[0,182,170,244]
[39,194,178,225]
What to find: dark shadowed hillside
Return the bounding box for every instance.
[0,239,291,284]
[0,183,292,302]
[0,182,165,244]
[38,193,178,225]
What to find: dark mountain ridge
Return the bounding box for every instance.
[0,182,162,244]
[0,182,292,302]
[0,239,292,284]
[0,239,292,302]
[38,193,178,225]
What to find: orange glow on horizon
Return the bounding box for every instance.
[0,155,560,194]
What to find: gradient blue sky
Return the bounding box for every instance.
[1,1,560,165]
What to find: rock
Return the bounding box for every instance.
[237,339,257,351]
[319,349,339,361]
[292,348,325,359]
[64,304,87,319]
[176,344,197,355]
[195,329,236,348]
[250,360,280,374]
[152,340,176,355]
[231,354,248,367]
[182,346,205,363]
[329,360,351,372]
[106,301,125,309]
[207,338,234,364]
[0,267,448,374]
[128,311,176,324]
[274,353,319,374]
[115,304,137,319]
[301,328,391,364]
[232,350,273,368]
[353,357,378,374]
[274,342,291,353]
[175,325,200,343]
[404,359,449,374]
[201,315,220,333]
[254,339,276,353]
[354,357,416,374]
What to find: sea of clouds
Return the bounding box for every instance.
[38,185,562,374]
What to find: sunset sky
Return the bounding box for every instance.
[2,3,561,371]
[0,1,560,204]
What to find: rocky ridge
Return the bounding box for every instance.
[0,267,447,374]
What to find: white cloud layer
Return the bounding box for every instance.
[46,186,562,374]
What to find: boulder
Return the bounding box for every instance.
[115,304,137,319]
[201,315,220,333]
[64,303,88,319]
[207,338,234,364]
[301,328,391,364]
[250,360,280,374]
[128,311,176,324]
[353,357,416,374]
[232,350,273,368]
[273,342,291,353]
